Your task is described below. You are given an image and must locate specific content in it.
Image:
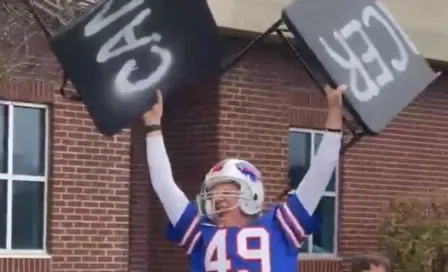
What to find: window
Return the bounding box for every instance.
[288,128,339,256]
[0,102,48,253]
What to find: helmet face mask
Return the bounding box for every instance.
[197,181,253,218]
[197,186,242,217]
[196,159,265,220]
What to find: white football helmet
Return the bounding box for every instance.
[196,159,264,218]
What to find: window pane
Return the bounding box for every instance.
[299,237,310,253]
[0,180,6,249]
[288,132,311,188]
[314,133,336,192]
[312,196,335,253]
[0,105,7,173]
[314,133,323,151]
[11,181,44,249]
[326,171,336,192]
[13,107,46,176]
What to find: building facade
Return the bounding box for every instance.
[0,34,447,272]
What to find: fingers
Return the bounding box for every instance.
[156,89,163,104]
[324,84,332,93]
[324,84,348,94]
[337,85,348,92]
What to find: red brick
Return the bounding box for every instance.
[1,34,447,272]
[0,35,131,271]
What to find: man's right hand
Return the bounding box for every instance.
[143,89,163,126]
[324,85,345,131]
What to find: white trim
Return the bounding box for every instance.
[333,145,340,255]
[299,253,342,261]
[307,131,315,253]
[42,104,49,253]
[289,127,340,255]
[323,191,336,197]
[0,174,45,182]
[289,127,327,135]
[0,103,49,251]
[0,101,48,109]
[0,250,51,259]
[5,103,13,250]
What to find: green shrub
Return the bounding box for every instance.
[378,193,448,272]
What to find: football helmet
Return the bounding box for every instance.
[196,159,264,218]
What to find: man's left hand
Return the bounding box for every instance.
[324,85,347,109]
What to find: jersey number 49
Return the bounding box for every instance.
[205,228,271,272]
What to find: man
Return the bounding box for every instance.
[351,253,391,272]
[144,85,345,271]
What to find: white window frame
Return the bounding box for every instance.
[0,101,49,257]
[289,128,340,259]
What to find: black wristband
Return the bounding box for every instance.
[326,128,342,133]
[145,124,161,133]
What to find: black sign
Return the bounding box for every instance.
[50,0,222,135]
[283,0,438,134]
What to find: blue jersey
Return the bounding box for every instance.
[166,195,316,272]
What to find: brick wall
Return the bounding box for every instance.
[0,49,131,271]
[50,96,130,272]
[218,39,343,271]
[135,37,448,272]
[339,74,448,255]
[134,39,344,271]
[128,84,221,271]
[2,33,448,272]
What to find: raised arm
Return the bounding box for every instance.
[296,85,344,215]
[146,134,189,225]
[144,90,189,226]
[295,132,341,214]
[274,85,344,249]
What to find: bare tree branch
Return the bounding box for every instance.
[0,0,98,82]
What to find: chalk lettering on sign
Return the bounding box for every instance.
[84,0,145,37]
[376,2,419,55]
[96,9,157,63]
[83,0,173,96]
[349,19,394,87]
[114,44,172,95]
[318,2,415,102]
[319,20,387,102]
[362,6,407,72]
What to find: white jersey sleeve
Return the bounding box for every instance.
[146,135,189,225]
[295,132,342,214]
[275,132,341,249]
